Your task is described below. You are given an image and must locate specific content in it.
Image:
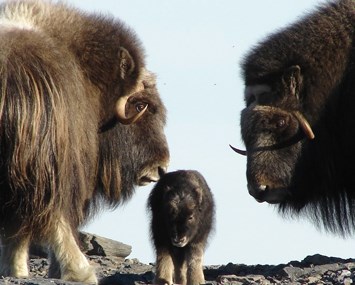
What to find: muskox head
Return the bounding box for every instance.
[120,69,170,187]
[232,65,316,204]
[99,49,169,202]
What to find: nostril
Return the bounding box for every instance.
[248,183,268,201]
[259,185,267,191]
[172,234,178,243]
[172,236,186,244]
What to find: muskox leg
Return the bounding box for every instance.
[48,250,61,279]
[154,248,174,285]
[186,245,205,285]
[0,235,30,278]
[173,257,187,285]
[47,216,97,284]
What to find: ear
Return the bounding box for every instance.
[282,65,302,98]
[119,47,135,80]
[193,187,203,206]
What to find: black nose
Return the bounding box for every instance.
[248,183,267,203]
[247,183,290,204]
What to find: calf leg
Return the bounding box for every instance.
[187,245,205,285]
[47,216,97,284]
[173,257,187,285]
[0,235,30,278]
[154,247,174,285]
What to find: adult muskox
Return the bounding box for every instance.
[231,0,355,235]
[0,1,169,283]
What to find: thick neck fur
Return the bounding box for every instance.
[285,57,355,235]
[243,0,355,124]
[0,0,145,120]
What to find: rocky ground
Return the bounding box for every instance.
[1,233,355,285]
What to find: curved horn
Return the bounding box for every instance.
[115,95,148,125]
[229,144,247,156]
[293,111,315,140]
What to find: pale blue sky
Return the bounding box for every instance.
[62,0,355,265]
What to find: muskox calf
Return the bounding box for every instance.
[148,170,215,285]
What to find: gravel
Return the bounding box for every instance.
[1,253,355,284]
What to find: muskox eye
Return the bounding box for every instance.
[277,119,286,128]
[135,102,148,113]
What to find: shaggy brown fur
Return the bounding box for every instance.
[0,1,169,283]
[148,170,215,285]
[239,0,355,235]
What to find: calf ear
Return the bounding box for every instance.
[119,47,135,80]
[282,65,302,99]
[194,187,203,206]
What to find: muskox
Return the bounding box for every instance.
[0,1,169,283]
[148,170,215,285]
[231,0,355,235]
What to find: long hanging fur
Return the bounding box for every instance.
[240,0,355,236]
[0,0,169,282]
[0,26,97,237]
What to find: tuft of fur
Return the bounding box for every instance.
[240,0,355,235]
[148,170,215,285]
[0,0,169,283]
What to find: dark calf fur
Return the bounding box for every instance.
[148,170,215,285]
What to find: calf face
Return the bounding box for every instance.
[163,181,202,247]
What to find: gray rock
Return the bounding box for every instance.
[26,232,132,260]
[216,274,272,285]
[3,241,355,285]
[302,254,355,266]
[283,266,306,281]
[79,232,131,258]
